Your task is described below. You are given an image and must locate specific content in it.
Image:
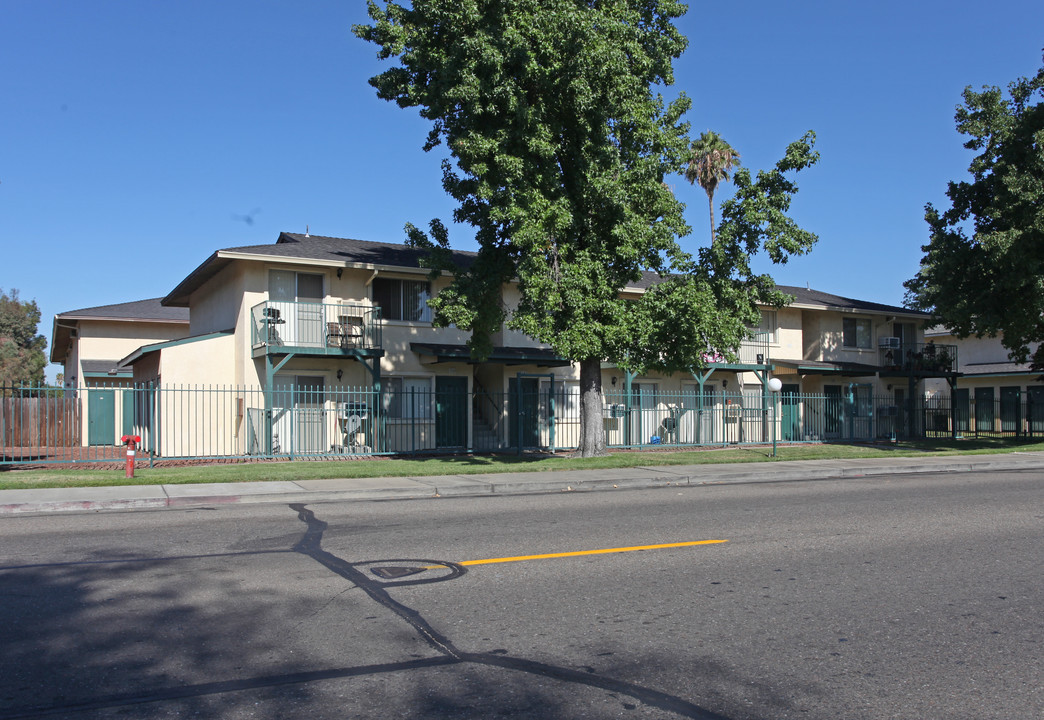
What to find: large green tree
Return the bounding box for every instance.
[905,56,1044,367]
[356,0,818,456]
[0,288,47,386]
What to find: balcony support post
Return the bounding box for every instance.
[361,356,382,452]
[264,352,295,455]
[692,368,715,444]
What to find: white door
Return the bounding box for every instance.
[682,383,717,444]
[630,383,659,444]
[269,270,324,346]
[271,374,326,454]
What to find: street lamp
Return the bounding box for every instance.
[768,377,782,457]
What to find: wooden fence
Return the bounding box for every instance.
[0,392,81,450]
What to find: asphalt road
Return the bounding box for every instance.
[0,470,1040,719]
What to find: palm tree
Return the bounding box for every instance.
[685,131,741,243]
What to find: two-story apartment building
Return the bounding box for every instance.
[43,232,957,458]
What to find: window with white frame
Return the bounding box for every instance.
[842,317,872,349]
[372,278,431,322]
[383,377,433,419]
[756,309,778,343]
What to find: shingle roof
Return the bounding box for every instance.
[774,285,924,317]
[80,359,131,377]
[163,231,923,318]
[56,298,189,322]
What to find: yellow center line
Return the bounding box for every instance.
[439,539,728,568]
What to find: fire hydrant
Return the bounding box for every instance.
[121,435,141,478]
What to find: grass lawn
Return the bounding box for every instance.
[2,437,1043,491]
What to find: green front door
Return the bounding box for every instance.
[954,388,970,432]
[87,389,115,446]
[1028,387,1044,434]
[781,384,801,441]
[508,377,540,448]
[1000,386,1021,435]
[435,376,468,448]
[975,387,995,433]
[122,390,135,437]
[824,385,842,438]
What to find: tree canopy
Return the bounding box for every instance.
[355,0,818,454]
[905,55,1044,367]
[0,288,47,386]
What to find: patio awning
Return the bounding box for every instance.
[771,359,882,377]
[410,343,571,367]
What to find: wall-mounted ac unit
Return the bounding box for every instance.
[341,402,369,420]
[878,337,901,349]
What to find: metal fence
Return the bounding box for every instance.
[2,383,1041,465]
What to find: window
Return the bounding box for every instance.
[270,270,323,302]
[756,310,778,343]
[384,377,432,419]
[842,318,872,349]
[372,278,431,322]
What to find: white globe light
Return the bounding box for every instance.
[767,378,783,392]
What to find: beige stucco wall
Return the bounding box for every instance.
[65,319,188,386]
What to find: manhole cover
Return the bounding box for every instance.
[370,566,427,579]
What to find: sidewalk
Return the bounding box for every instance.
[3,452,1044,515]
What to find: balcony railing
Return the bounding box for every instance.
[250,301,382,353]
[879,341,957,374]
[703,332,772,366]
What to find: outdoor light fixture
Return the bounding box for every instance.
[336,369,343,381]
[337,268,343,279]
[768,377,782,392]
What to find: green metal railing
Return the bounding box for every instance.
[3,383,1040,466]
[250,301,382,352]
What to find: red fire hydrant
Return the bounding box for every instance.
[121,435,141,478]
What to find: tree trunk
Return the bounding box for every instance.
[576,356,608,457]
[707,191,716,244]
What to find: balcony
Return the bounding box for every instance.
[879,341,957,375]
[250,301,382,357]
[703,332,772,367]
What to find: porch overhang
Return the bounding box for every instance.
[771,359,882,377]
[410,343,571,367]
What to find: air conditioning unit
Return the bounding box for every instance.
[879,337,901,349]
[341,401,369,420]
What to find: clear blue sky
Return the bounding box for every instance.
[2,1,1042,381]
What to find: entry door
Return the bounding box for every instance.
[1028,387,1044,434]
[87,389,115,446]
[954,388,970,432]
[1000,387,1021,434]
[435,376,468,448]
[682,383,715,444]
[508,377,540,448]
[824,385,842,438]
[631,383,659,445]
[975,387,995,433]
[781,384,801,441]
[295,376,326,453]
[272,374,326,454]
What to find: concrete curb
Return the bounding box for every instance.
[2,454,1043,514]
